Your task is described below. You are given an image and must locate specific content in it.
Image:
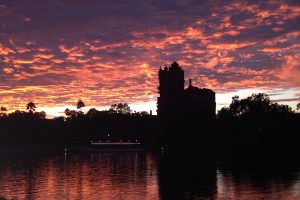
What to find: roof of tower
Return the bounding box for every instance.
[185,79,215,95]
[185,84,201,94]
[171,61,179,68]
[185,86,215,95]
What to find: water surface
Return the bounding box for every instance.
[0,153,299,200]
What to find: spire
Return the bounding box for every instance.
[189,79,192,86]
[164,65,168,71]
[171,61,179,68]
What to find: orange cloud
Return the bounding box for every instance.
[1,0,300,115]
[2,67,14,73]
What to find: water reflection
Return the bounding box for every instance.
[217,161,300,200]
[0,153,160,200]
[158,154,217,199]
[0,153,300,200]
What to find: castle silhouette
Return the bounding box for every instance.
[157,61,216,120]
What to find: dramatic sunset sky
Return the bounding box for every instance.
[0,0,299,117]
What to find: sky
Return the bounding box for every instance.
[0,0,300,118]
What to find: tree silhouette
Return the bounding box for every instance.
[26,102,36,113]
[77,99,85,109]
[224,93,273,118]
[297,103,300,110]
[86,108,98,118]
[64,108,71,117]
[216,93,299,156]
[109,103,131,114]
[0,106,7,117]
[64,108,84,119]
[36,111,46,119]
[0,107,7,112]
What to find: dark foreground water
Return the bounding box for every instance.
[0,152,300,200]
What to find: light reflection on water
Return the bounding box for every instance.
[216,165,300,200]
[0,153,159,200]
[0,153,299,200]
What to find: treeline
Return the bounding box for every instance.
[0,94,299,156]
[216,93,300,157]
[0,102,158,148]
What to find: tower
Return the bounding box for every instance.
[157,61,184,117]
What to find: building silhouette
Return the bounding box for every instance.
[157,61,216,120]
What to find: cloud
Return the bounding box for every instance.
[0,0,300,113]
[272,97,300,103]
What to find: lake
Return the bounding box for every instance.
[0,152,299,200]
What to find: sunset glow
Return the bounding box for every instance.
[0,1,299,117]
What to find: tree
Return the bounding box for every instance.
[139,111,149,116]
[0,107,7,112]
[35,111,46,119]
[8,110,26,118]
[64,108,83,119]
[0,106,7,117]
[26,102,36,113]
[217,107,232,120]
[227,93,272,118]
[218,93,295,129]
[77,99,85,109]
[229,95,241,117]
[86,108,98,118]
[109,104,118,113]
[65,108,74,118]
[297,103,300,110]
[109,103,131,114]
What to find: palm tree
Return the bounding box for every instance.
[77,99,85,110]
[26,102,36,113]
[0,107,7,112]
[0,107,7,117]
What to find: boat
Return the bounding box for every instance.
[78,140,143,152]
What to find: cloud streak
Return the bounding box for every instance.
[0,0,300,115]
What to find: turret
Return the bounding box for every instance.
[157,62,184,117]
